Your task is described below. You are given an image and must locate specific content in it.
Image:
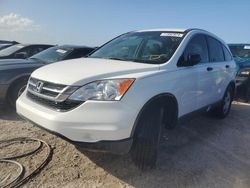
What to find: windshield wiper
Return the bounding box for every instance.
[90,56,130,61]
[89,56,162,64]
[105,57,129,61]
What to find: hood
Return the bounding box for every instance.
[32,58,160,85]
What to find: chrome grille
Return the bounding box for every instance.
[27,77,82,111]
[27,92,82,111]
[28,77,78,102]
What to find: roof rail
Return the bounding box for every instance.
[184,28,208,33]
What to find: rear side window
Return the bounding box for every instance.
[207,37,224,62]
[223,46,232,61]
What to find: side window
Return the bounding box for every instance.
[30,46,48,56]
[223,45,232,61]
[16,46,45,57]
[178,35,209,66]
[15,46,32,57]
[207,37,224,62]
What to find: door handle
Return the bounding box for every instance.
[207,67,213,71]
[225,65,230,68]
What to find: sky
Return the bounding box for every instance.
[0,0,250,46]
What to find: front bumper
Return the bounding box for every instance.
[19,113,133,154]
[16,90,138,152]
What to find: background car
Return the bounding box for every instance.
[229,44,250,102]
[0,45,95,108]
[0,44,53,59]
[0,40,19,50]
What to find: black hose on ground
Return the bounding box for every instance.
[0,137,53,188]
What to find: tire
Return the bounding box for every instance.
[211,85,233,119]
[243,82,250,103]
[131,102,164,170]
[8,80,27,108]
[162,100,178,130]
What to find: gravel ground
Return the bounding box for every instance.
[0,102,250,188]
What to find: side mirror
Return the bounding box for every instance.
[188,54,201,66]
[15,52,28,59]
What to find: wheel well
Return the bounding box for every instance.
[131,93,179,137]
[7,76,29,100]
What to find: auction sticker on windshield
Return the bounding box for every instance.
[16,45,24,48]
[56,49,67,54]
[160,33,184,37]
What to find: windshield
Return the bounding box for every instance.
[0,44,10,50]
[229,45,250,59]
[0,44,25,56]
[90,31,184,64]
[30,47,73,64]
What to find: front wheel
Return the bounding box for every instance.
[131,102,163,170]
[8,80,27,108]
[211,85,233,119]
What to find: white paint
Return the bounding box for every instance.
[17,29,237,143]
[160,33,184,37]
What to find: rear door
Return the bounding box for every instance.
[206,36,228,102]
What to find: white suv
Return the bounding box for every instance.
[17,28,237,169]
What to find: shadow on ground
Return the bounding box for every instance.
[79,103,250,188]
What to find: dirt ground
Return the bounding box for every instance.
[0,102,250,188]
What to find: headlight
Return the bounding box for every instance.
[239,70,250,75]
[68,79,134,101]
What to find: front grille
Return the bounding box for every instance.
[27,77,81,111]
[28,77,68,98]
[27,91,83,111]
